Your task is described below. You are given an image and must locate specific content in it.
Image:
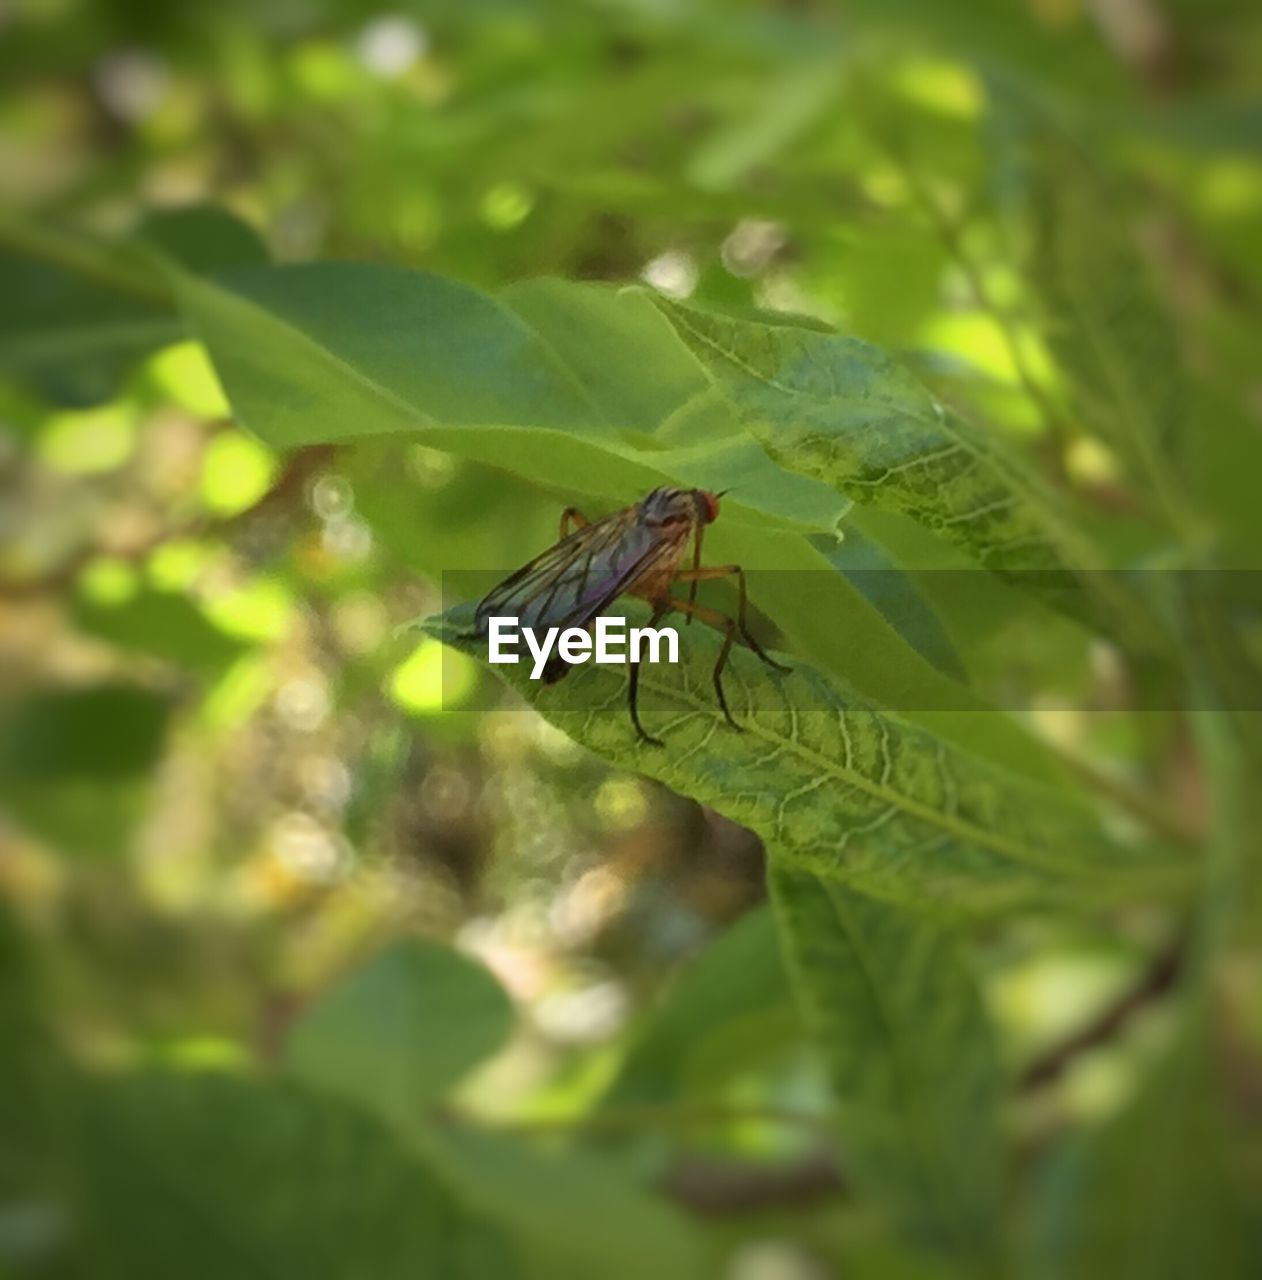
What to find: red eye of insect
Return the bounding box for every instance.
[701,491,721,523]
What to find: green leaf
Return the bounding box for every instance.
[179,263,844,533]
[815,525,966,681]
[1018,120,1192,531]
[0,245,178,406]
[285,940,704,1280]
[0,682,169,859]
[699,521,1067,786]
[73,588,247,677]
[67,1071,515,1279]
[428,604,1191,912]
[497,278,714,433]
[1034,1022,1255,1279]
[600,906,797,1110]
[0,207,265,407]
[687,55,844,191]
[133,205,269,276]
[425,1126,709,1280]
[0,777,151,861]
[178,260,1074,785]
[286,938,513,1132]
[771,868,1004,1254]
[648,294,1172,653]
[0,684,169,781]
[0,908,61,1206]
[650,293,1094,580]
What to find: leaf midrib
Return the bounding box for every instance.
[822,884,952,1232]
[444,620,1110,881]
[630,665,1096,876]
[0,318,180,360]
[433,605,1191,890]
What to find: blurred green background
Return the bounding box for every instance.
[1,0,1261,1276]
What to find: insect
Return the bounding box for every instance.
[473,487,789,744]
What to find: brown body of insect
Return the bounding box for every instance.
[474,487,789,744]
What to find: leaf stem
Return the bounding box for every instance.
[1045,745,1202,851]
[892,152,1070,449]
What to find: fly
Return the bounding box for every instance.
[472,487,790,744]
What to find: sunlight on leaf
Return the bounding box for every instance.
[147,340,230,417]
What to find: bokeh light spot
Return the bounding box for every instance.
[593,777,648,830]
[93,48,169,122]
[1066,435,1122,487]
[356,15,428,79]
[202,576,293,642]
[641,250,698,299]
[480,182,534,231]
[199,429,278,516]
[290,41,358,101]
[389,638,477,715]
[893,58,983,119]
[78,556,139,606]
[39,404,136,474]
[146,539,215,591]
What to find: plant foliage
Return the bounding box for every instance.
[1,2,1260,1277]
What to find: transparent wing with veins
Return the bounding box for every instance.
[472,506,678,642]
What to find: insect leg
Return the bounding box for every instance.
[672,566,792,672]
[684,522,703,626]
[665,596,741,732]
[559,507,590,539]
[628,604,668,746]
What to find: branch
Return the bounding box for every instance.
[659,1150,845,1216]
[1018,932,1186,1092]
[461,935,1185,1216]
[1049,744,1204,850]
[445,1103,846,1216]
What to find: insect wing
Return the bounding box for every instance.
[473,508,664,636]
